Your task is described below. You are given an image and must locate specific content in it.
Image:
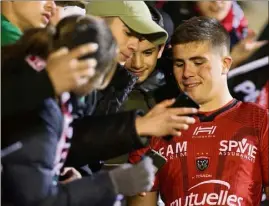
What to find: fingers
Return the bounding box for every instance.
[155,99,175,109]
[168,107,198,116]
[72,59,97,76]
[246,40,268,50]
[60,167,69,176]
[59,168,82,184]
[49,47,69,59]
[71,58,97,86]
[167,115,196,136]
[170,122,189,131]
[68,43,99,59]
[170,115,196,124]
[48,43,99,65]
[60,176,78,184]
[170,129,182,137]
[139,192,147,197]
[61,167,82,177]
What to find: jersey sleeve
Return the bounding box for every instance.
[260,110,269,186]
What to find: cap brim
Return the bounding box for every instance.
[120,16,168,45]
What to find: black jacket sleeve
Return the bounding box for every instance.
[2,116,116,206]
[2,149,116,206]
[65,111,146,168]
[93,64,138,115]
[2,59,55,117]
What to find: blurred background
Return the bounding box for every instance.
[240,0,268,35]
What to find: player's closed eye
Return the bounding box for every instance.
[194,61,204,66]
[174,63,184,68]
[143,50,154,56]
[193,59,206,66]
[125,31,132,37]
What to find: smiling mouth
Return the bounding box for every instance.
[184,83,200,89]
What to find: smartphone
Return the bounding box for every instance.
[144,149,167,173]
[172,92,200,109]
[164,92,200,141]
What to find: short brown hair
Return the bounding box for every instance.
[171,16,230,51]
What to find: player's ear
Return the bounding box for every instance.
[157,44,165,59]
[221,55,232,75]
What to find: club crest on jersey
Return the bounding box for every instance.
[196,156,209,171]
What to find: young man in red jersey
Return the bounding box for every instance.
[128,16,268,206]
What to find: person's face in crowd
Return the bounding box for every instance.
[50,6,63,26]
[50,5,86,26]
[11,1,56,31]
[196,1,233,22]
[107,17,140,65]
[173,41,232,105]
[125,40,164,83]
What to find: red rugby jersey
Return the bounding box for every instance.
[129,100,268,206]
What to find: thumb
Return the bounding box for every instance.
[156,98,175,109]
[61,167,70,176]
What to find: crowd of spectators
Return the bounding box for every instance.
[1,1,268,206]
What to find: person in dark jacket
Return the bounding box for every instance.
[2,0,198,176]
[1,0,101,118]
[2,15,156,206]
[65,1,198,171]
[122,4,171,113]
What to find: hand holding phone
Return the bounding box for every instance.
[143,149,167,174]
[164,92,199,141]
[171,92,200,109]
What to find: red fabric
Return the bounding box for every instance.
[256,81,269,109]
[155,0,167,9]
[129,101,268,206]
[25,55,74,177]
[221,5,248,38]
[221,6,234,32]
[53,92,73,176]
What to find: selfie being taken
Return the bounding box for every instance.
[1,1,268,206]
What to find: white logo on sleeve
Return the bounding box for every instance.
[219,138,257,162]
[170,180,243,206]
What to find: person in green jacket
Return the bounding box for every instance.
[1,1,56,46]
